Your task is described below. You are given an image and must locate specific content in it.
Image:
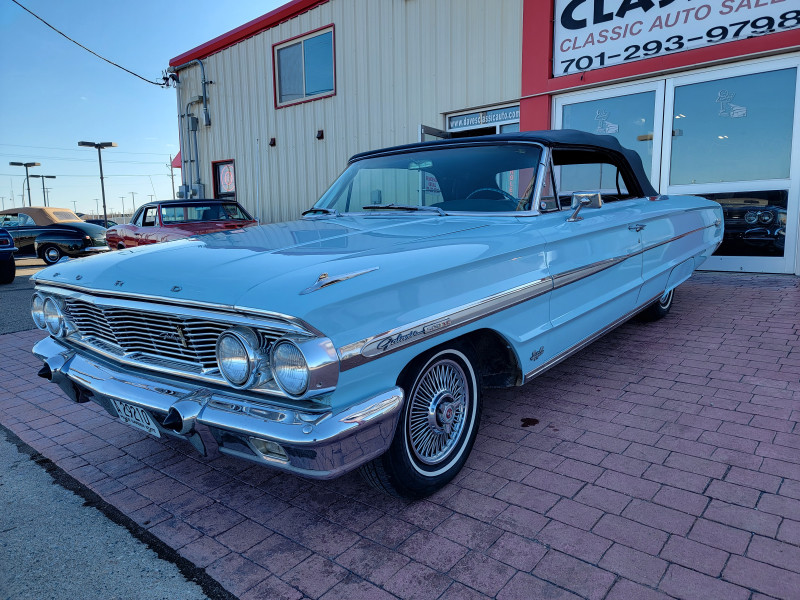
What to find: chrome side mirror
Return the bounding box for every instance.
[566,192,603,222]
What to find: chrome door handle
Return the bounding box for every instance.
[628,223,646,232]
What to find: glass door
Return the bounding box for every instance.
[661,60,800,273]
[554,81,665,188]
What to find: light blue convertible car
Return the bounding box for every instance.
[31,131,723,497]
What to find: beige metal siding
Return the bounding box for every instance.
[176,0,523,223]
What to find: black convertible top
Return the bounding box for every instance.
[350,129,657,198]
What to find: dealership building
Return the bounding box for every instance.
[169,0,800,275]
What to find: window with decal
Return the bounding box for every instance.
[274,28,335,106]
[213,160,236,198]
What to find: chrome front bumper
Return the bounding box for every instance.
[33,336,403,479]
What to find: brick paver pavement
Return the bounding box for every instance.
[1,272,799,600]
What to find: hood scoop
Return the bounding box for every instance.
[300,267,379,295]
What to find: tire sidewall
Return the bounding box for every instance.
[386,343,482,496]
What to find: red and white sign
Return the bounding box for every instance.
[553,0,799,77]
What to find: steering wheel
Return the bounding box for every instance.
[465,187,517,203]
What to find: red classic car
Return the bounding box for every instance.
[106,199,257,249]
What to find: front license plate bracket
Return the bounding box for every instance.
[111,399,161,438]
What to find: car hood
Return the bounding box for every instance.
[35,215,545,342]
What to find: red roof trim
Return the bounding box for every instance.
[169,0,329,67]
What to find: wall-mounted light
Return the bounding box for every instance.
[269,137,276,147]
[316,130,324,140]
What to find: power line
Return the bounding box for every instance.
[10,0,168,87]
[0,143,174,156]
[0,153,168,165]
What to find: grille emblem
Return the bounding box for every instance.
[161,325,190,349]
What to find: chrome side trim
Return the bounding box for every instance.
[300,267,379,295]
[339,276,553,370]
[339,219,718,370]
[523,292,663,383]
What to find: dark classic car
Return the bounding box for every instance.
[0,227,16,284]
[31,131,723,498]
[720,196,787,252]
[105,199,257,249]
[84,219,119,227]
[0,207,109,265]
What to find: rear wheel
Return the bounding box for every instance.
[360,343,482,498]
[41,245,63,266]
[640,288,674,322]
[0,257,15,284]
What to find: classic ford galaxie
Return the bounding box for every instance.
[31,131,723,498]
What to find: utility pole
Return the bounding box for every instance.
[30,174,56,206]
[94,198,99,218]
[168,156,176,199]
[130,191,137,212]
[72,200,77,212]
[0,196,5,210]
[148,194,155,203]
[45,188,52,207]
[120,196,126,217]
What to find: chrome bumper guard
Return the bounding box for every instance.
[33,336,403,479]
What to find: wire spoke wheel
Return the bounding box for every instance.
[407,358,468,466]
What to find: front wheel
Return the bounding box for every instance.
[360,343,482,498]
[639,288,674,322]
[41,245,63,266]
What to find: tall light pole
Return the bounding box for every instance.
[130,191,137,212]
[0,196,5,210]
[120,196,126,216]
[8,161,40,206]
[29,174,56,206]
[79,141,117,228]
[72,200,78,212]
[94,198,100,217]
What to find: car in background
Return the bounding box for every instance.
[84,219,119,228]
[0,227,17,284]
[31,131,724,498]
[0,207,109,265]
[105,199,256,249]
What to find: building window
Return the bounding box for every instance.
[274,27,334,106]
[213,160,236,198]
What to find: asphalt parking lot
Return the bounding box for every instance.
[1,271,799,599]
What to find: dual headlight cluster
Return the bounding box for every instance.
[744,210,774,225]
[31,293,70,337]
[216,327,337,398]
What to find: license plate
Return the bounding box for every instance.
[111,399,161,438]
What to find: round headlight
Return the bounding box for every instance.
[31,293,46,329]
[43,297,64,336]
[758,211,774,224]
[744,211,758,224]
[271,341,309,396]
[216,327,267,389]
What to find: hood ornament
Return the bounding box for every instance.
[301,267,379,295]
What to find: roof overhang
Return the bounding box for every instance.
[169,0,328,67]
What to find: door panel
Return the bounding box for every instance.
[542,201,644,359]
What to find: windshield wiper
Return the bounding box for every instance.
[362,204,445,215]
[302,207,341,217]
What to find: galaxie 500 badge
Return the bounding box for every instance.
[362,319,453,357]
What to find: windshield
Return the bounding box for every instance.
[315,143,542,214]
[160,203,252,223]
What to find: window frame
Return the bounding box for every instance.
[272,25,336,109]
[212,159,237,199]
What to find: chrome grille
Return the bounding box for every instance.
[63,298,284,372]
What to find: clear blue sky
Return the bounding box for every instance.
[0,0,284,216]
